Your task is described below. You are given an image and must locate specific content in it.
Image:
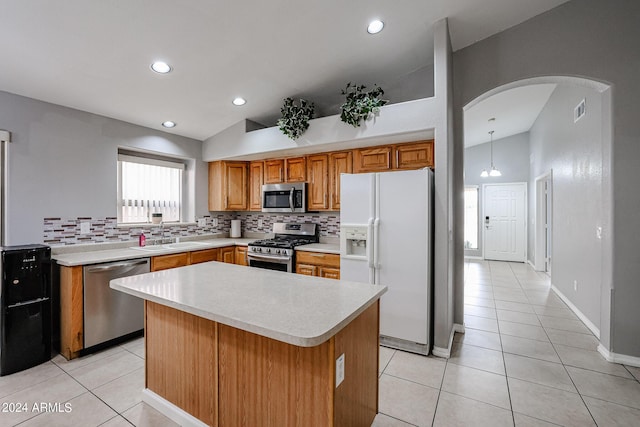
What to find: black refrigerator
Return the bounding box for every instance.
[0,244,52,376]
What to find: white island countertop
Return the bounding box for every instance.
[110,261,386,347]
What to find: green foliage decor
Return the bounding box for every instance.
[277,97,315,140]
[339,83,388,127]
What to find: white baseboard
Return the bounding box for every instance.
[550,284,600,339]
[597,344,640,368]
[142,389,208,427]
[527,259,538,270]
[432,323,465,359]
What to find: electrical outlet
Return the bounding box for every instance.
[336,353,345,387]
[80,221,90,235]
[258,219,263,228]
[573,280,578,292]
[197,218,206,227]
[212,218,218,227]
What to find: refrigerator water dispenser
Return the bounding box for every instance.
[340,225,369,260]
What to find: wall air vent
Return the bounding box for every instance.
[574,98,586,122]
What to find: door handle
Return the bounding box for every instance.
[289,188,294,212]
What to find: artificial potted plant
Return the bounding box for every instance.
[339,83,388,127]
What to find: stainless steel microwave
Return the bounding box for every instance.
[262,182,306,213]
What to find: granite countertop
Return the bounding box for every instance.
[111,261,385,347]
[53,238,256,267]
[296,243,340,255]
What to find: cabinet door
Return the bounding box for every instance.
[329,151,353,210]
[264,159,284,184]
[225,162,248,210]
[249,161,264,211]
[152,253,189,271]
[307,154,328,210]
[235,246,248,266]
[209,161,248,211]
[319,267,340,280]
[285,157,306,182]
[394,140,434,170]
[353,146,392,173]
[296,264,317,276]
[189,248,219,265]
[219,246,235,264]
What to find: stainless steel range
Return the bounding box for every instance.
[247,223,319,272]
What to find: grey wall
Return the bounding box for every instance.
[453,0,639,357]
[464,132,530,258]
[528,84,603,330]
[0,91,207,245]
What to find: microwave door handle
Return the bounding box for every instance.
[289,188,294,212]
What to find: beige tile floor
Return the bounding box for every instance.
[373,260,640,426]
[1,260,639,426]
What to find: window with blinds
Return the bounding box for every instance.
[117,153,185,224]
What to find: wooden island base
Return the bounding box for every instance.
[144,300,380,427]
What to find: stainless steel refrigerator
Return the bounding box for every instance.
[340,168,433,355]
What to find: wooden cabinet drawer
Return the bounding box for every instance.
[189,248,219,265]
[152,253,189,271]
[296,251,340,268]
[319,267,340,280]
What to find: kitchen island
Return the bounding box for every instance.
[111,261,386,427]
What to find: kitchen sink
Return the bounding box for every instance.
[129,245,167,252]
[162,241,210,250]
[130,241,210,252]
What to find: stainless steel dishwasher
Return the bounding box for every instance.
[83,258,150,348]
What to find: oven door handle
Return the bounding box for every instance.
[247,252,291,264]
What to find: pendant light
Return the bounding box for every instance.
[481,130,501,177]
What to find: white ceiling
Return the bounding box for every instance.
[0,0,569,141]
[464,84,557,147]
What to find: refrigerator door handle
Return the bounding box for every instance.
[367,218,375,268]
[373,218,380,269]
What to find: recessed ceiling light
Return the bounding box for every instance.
[367,20,384,34]
[162,121,176,128]
[232,97,246,106]
[151,61,172,74]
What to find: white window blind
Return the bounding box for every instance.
[117,154,185,224]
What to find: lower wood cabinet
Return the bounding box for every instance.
[151,253,189,272]
[295,251,340,280]
[235,246,248,266]
[219,246,235,264]
[189,248,219,265]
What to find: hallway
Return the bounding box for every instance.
[374,260,640,426]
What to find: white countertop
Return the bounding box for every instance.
[110,261,385,347]
[53,238,255,266]
[296,243,340,254]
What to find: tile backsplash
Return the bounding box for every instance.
[43,212,340,246]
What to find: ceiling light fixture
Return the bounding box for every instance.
[232,97,246,106]
[150,61,172,74]
[162,121,176,128]
[367,20,384,34]
[481,130,502,178]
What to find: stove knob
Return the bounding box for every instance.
[255,247,261,252]
[275,249,281,254]
[266,248,271,253]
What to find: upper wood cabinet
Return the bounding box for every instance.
[329,151,353,210]
[249,161,264,211]
[353,141,434,173]
[353,146,392,173]
[285,157,306,182]
[209,161,248,211]
[264,159,284,184]
[394,140,434,170]
[307,154,329,210]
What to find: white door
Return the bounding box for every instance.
[376,170,430,345]
[483,183,527,262]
